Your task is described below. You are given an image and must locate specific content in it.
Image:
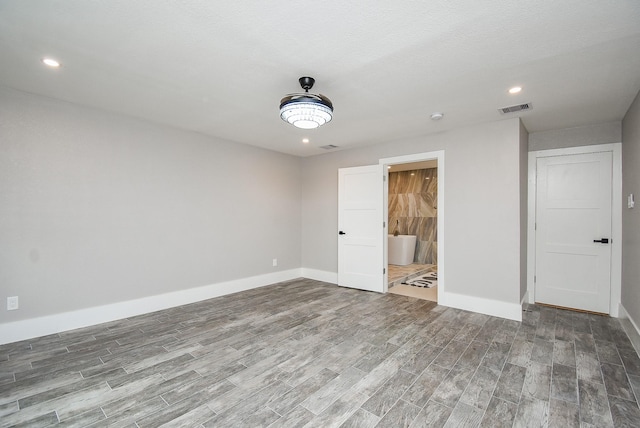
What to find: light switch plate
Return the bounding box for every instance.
[7,296,18,311]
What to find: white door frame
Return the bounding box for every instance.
[527,143,622,316]
[379,150,445,295]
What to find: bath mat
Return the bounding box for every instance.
[403,272,437,288]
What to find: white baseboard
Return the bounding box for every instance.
[619,303,640,356]
[438,291,523,321]
[300,268,338,284]
[1,268,528,344]
[0,269,302,345]
[300,270,523,321]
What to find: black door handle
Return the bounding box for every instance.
[593,238,609,244]
[338,231,346,235]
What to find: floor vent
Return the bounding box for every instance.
[319,144,339,150]
[498,102,532,114]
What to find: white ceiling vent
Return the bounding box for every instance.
[319,144,339,150]
[498,102,532,115]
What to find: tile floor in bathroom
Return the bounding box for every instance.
[388,263,435,287]
[388,263,438,303]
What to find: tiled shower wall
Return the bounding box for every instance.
[389,168,437,265]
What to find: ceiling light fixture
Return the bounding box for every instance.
[302,138,310,144]
[42,57,60,67]
[430,112,444,120]
[280,77,333,129]
[509,86,522,94]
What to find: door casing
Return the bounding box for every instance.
[527,143,622,316]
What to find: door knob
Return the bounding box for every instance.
[338,231,346,235]
[593,238,609,244]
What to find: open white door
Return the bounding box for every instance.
[535,151,612,313]
[338,165,384,293]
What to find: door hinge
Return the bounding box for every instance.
[535,223,537,231]
[383,221,386,228]
[383,268,386,274]
[534,275,536,283]
[383,175,386,182]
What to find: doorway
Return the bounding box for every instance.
[528,143,622,316]
[380,151,445,303]
[386,162,438,302]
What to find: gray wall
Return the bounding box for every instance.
[519,120,529,300]
[529,121,621,151]
[622,91,640,327]
[0,87,302,323]
[301,118,526,305]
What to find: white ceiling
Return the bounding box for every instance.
[1,1,639,157]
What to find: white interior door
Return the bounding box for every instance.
[535,151,612,313]
[338,165,384,293]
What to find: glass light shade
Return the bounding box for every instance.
[280,100,333,129]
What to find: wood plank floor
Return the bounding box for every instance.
[2,278,640,427]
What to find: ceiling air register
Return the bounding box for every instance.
[280,77,333,129]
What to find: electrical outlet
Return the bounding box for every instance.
[7,296,18,311]
[272,258,278,267]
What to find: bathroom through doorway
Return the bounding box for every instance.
[380,152,443,303]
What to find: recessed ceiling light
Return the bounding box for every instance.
[42,58,60,68]
[387,166,391,169]
[430,112,444,120]
[302,138,309,144]
[508,86,522,94]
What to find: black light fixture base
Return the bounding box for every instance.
[298,76,315,92]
